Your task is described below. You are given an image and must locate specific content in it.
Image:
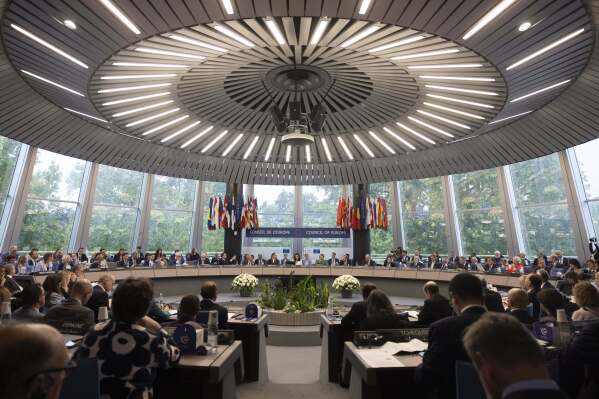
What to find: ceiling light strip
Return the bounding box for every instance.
[463,0,516,40]
[101,74,177,80]
[321,138,333,162]
[341,25,381,48]
[417,110,471,129]
[358,0,372,15]
[202,130,228,153]
[169,34,227,52]
[368,35,425,53]
[489,111,532,124]
[426,84,499,96]
[180,126,214,148]
[11,24,88,69]
[98,83,171,93]
[112,100,174,117]
[353,134,374,157]
[264,137,276,161]
[510,79,570,103]
[243,136,260,159]
[368,131,396,154]
[396,122,436,144]
[102,92,170,106]
[113,62,190,68]
[64,108,108,122]
[423,102,485,120]
[285,145,292,162]
[160,121,201,143]
[142,115,189,136]
[223,134,244,156]
[506,28,585,70]
[221,0,234,14]
[305,145,312,163]
[126,108,180,127]
[419,75,495,82]
[408,63,483,69]
[20,70,84,96]
[407,116,455,138]
[382,127,416,150]
[337,137,354,160]
[391,48,459,60]
[136,47,205,60]
[213,24,255,47]
[99,0,141,35]
[426,94,494,109]
[265,18,286,45]
[310,18,330,45]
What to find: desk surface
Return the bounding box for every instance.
[178,342,239,368]
[34,266,524,288]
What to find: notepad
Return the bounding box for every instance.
[379,339,428,355]
[356,349,403,367]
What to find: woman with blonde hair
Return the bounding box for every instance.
[57,270,71,298]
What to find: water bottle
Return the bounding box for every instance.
[158,293,164,307]
[0,302,11,324]
[206,310,218,349]
[326,296,333,316]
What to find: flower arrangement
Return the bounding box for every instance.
[232,273,259,297]
[332,275,360,291]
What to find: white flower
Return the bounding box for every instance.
[232,273,259,289]
[332,275,360,291]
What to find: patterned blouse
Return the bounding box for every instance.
[75,320,181,399]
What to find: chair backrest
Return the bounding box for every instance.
[59,358,99,399]
[455,360,485,399]
[196,310,210,326]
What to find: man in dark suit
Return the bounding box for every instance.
[506,288,534,325]
[526,273,543,320]
[45,280,94,335]
[340,283,377,338]
[415,273,486,399]
[559,320,599,398]
[197,281,228,328]
[418,281,453,326]
[86,274,114,322]
[481,278,505,313]
[464,313,566,399]
[537,269,554,289]
[328,252,339,266]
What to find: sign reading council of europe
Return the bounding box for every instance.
[245,227,350,238]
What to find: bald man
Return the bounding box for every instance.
[45,279,94,334]
[0,324,70,399]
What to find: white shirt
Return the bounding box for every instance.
[502,378,559,398]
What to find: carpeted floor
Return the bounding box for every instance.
[237,345,350,399]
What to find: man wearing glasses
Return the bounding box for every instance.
[0,323,72,399]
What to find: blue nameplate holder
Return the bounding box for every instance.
[173,322,207,355]
[245,303,261,319]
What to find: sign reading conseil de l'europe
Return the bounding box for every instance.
[245,227,350,238]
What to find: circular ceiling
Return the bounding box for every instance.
[0,0,597,185]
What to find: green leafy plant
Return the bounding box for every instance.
[257,273,330,313]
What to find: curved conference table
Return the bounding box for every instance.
[32,265,524,291]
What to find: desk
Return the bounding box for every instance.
[344,342,422,399]
[154,341,243,399]
[227,314,269,383]
[319,314,345,384]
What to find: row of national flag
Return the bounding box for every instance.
[336,194,388,231]
[207,195,259,231]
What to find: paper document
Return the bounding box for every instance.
[379,339,428,355]
[407,311,420,318]
[228,312,237,320]
[356,349,403,368]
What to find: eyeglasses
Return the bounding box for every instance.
[27,360,78,383]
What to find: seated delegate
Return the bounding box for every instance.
[197,281,228,328]
[44,279,95,334]
[358,289,410,330]
[418,281,453,326]
[75,277,181,399]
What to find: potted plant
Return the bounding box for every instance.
[231,273,259,297]
[332,275,360,298]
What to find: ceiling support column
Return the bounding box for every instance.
[352,183,370,265]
